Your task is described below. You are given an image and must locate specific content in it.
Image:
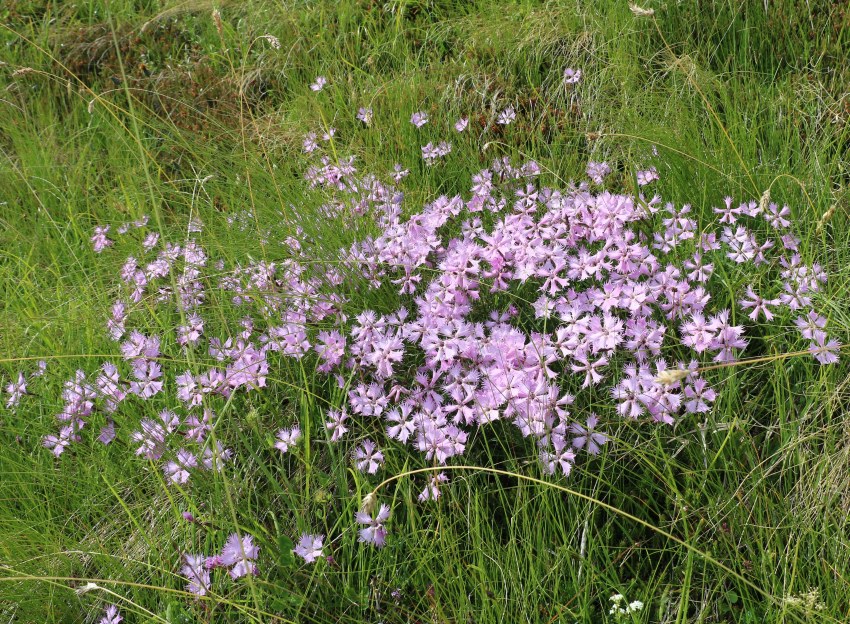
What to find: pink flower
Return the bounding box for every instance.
[91,225,113,253]
[99,605,122,624]
[418,473,448,502]
[293,533,324,563]
[181,554,210,596]
[563,67,582,84]
[496,106,516,125]
[356,504,390,547]
[5,372,27,408]
[354,439,384,474]
[274,426,301,453]
[636,166,659,186]
[810,334,841,365]
[410,111,428,127]
[220,533,259,579]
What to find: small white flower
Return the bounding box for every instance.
[628,600,644,612]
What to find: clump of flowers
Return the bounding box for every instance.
[608,593,644,619]
[781,588,826,614]
[180,532,261,596]
[9,71,840,616]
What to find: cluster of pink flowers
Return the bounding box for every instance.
[5,72,840,614]
[181,533,260,596]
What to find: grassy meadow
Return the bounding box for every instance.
[1,0,849,622]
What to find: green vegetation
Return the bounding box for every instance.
[1,1,848,622]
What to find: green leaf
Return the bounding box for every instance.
[278,534,296,567]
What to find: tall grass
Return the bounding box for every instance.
[1,1,848,622]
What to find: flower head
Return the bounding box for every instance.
[219,533,259,579]
[99,605,122,624]
[563,67,582,84]
[410,111,429,128]
[293,533,324,563]
[355,503,391,547]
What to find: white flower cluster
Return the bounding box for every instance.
[608,593,644,617]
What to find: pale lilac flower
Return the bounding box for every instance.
[570,353,608,387]
[142,232,160,251]
[586,161,611,184]
[303,132,318,153]
[31,360,47,378]
[131,418,168,460]
[43,425,79,457]
[354,439,384,474]
[177,312,205,346]
[274,426,301,453]
[201,442,232,471]
[810,334,841,365]
[684,378,716,414]
[129,360,163,398]
[539,442,576,477]
[357,107,373,125]
[293,533,324,563]
[120,331,161,360]
[410,111,428,128]
[181,554,210,596]
[708,310,748,362]
[385,404,415,444]
[98,420,116,445]
[795,310,828,342]
[220,533,259,579]
[765,203,791,229]
[454,117,469,132]
[91,226,113,253]
[315,330,345,372]
[355,503,390,547]
[418,472,448,502]
[107,301,127,341]
[164,449,198,485]
[99,605,122,624]
[392,163,410,182]
[738,286,780,321]
[176,371,203,407]
[5,372,27,408]
[497,106,516,125]
[570,415,608,455]
[185,409,212,442]
[325,408,349,442]
[636,167,659,186]
[680,314,715,353]
[421,141,452,165]
[563,67,582,84]
[713,197,740,224]
[310,76,327,91]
